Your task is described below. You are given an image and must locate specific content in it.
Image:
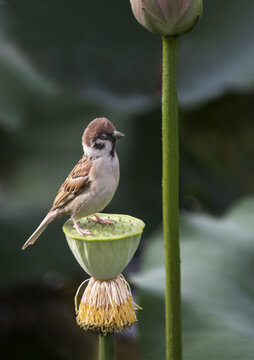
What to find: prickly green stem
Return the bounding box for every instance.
[162,36,182,360]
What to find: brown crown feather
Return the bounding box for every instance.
[82,117,116,146]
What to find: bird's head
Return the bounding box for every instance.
[82,117,124,158]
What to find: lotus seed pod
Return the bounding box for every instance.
[63,214,145,280]
[63,213,145,334]
[130,0,203,37]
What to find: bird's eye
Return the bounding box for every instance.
[100,133,107,140]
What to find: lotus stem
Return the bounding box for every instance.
[162,35,182,360]
[99,333,114,360]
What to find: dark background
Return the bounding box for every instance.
[1,1,254,359]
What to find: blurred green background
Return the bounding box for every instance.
[1,0,254,359]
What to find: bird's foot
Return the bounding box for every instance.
[72,217,93,236]
[91,214,115,226]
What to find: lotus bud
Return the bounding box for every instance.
[129,0,203,37]
[63,213,145,334]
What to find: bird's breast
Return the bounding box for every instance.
[73,154,120,218]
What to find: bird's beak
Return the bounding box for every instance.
[113,130,125,139]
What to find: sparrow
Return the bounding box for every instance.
[22,117,124,250]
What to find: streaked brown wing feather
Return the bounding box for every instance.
[51,155,92,210]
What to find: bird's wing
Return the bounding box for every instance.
[50,155,92,210]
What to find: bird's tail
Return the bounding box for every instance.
[22,211,58,250]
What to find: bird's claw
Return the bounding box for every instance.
[91,214,115,226]
[72,218,93,236]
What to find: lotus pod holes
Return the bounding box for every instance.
[63,213,145,334]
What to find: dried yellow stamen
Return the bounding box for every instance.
[74,274,142,334]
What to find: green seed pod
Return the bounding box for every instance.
[130,0,203,37]
[63,214,145,280]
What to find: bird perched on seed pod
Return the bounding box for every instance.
[22,117,124,250]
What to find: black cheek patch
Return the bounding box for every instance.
[94,142,105,150]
